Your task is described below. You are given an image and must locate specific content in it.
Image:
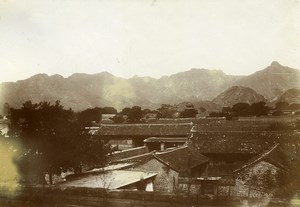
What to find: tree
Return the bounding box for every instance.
[222,106,232,114]
[209,112,227,117]
[156,104,178,118]
[250,101,270,116]
[199,107,206,113]
[77,107,102,127]
[10,101,107,185]
[127,106,143,122]
[142,108,151,115]
[110,113,125,124]
[120,107,131,115]
[232,103,251,116]
[102,107,117,114]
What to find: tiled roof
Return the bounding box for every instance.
[94,123,193,136]
[144,137,187,143]
[192,120,295,132]
[154,145,209,173]
[107,146,149,162]
[116,152,155,163]
[234,144,296,172]
[190,130,299,154]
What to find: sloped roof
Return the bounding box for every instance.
[190,130,299,154]
[107,146,149,162]
[108,145,209,173]
[116,151,155,163]
[154,145,209,173]
[192,120,295,132]
[144,137,187,143]
[234,144,296,172]
[94,123,192,136]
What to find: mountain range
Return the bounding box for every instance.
[0,61,299,113]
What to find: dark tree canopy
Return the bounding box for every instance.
[156,104,178,118]
[77,107,102,127]
[9,101,107,185]
[120,107,131,115]
[102,107,117,114]
[250,101,270,116]
[127,106,143,122]
[232,103,251,116]
[110,113,125,124]
[222,107,232,114]
[142,108,151,115]
[199,107,206,113]
[210,102,272,118]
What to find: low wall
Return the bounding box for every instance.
[0,186,296,207]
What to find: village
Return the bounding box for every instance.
[1,1,300,206]
[62,114,300,198]
[0,99,300,207]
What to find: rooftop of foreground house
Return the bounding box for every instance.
[60,170,157,189]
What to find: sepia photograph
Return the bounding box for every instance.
[0,0,300,206]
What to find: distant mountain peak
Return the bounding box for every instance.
[24,73,49,81]
[50,74,64,79]
[270,61,281,67]
[68,71,114,80]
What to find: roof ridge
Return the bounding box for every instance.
[193,130,294,133]
[234,143,279,173]
[153,146,208,173]
[155,145,188,155]
[101,123,193,126]
[153,154,179,172]
[117,151,155,162]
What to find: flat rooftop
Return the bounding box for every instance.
[60,170,157,189]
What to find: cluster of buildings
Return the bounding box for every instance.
[61,117,299,198]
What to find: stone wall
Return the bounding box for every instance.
[172,160,279,199]
[231,160,278,198]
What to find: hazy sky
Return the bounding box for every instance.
[0,0,299,82]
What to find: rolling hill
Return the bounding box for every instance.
[212,86,268,107]
[274,88,300,104]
